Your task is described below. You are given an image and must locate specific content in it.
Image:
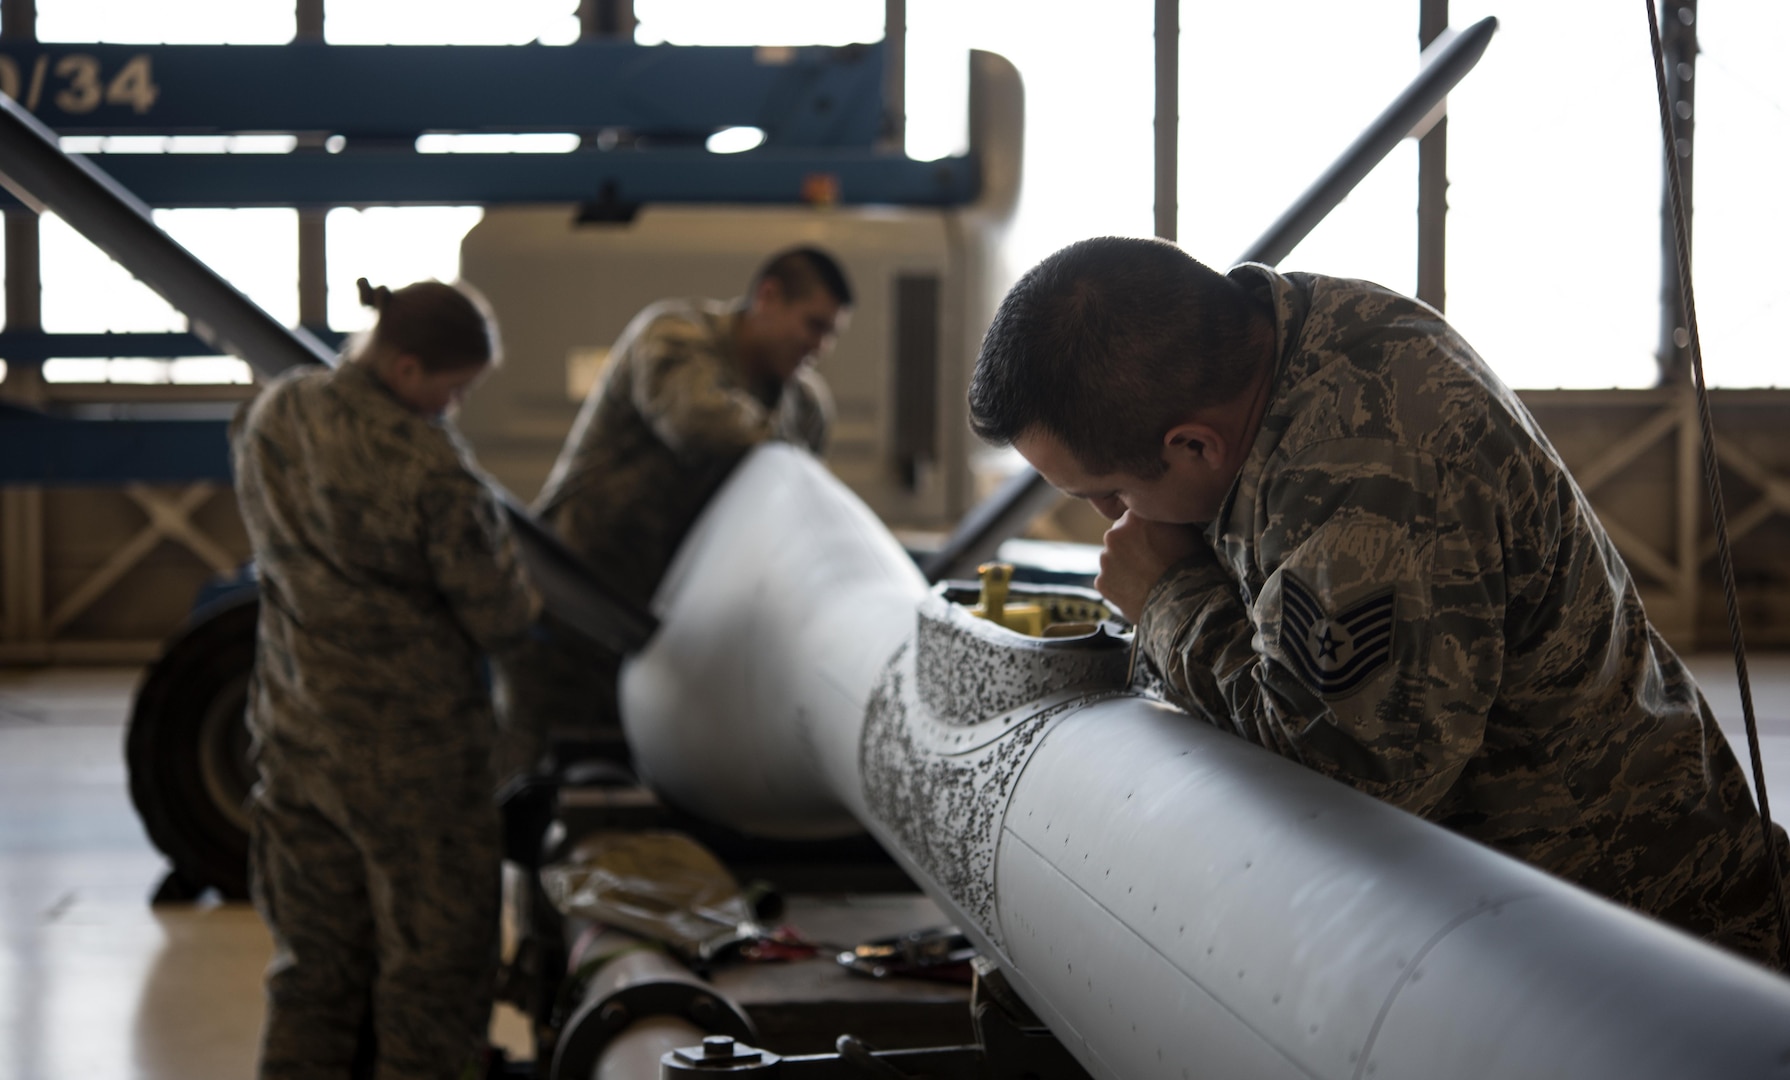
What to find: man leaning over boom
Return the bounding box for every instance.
[969,235,1788,969]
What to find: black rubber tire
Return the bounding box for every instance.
[126,589,260,901]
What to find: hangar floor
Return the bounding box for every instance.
[0,667,534,1080]
[1,658,1788,1080]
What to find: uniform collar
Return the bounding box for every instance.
[1206,264,1315,547]
[332,356,457,431]
[720,303,789,409]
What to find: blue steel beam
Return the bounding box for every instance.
[0,146,978,209]
[0,330,345,362]
[0,42,885,147]
[0,403,229,484]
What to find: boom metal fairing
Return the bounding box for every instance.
[624,443,1790,1080]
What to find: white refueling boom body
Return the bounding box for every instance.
[623,444,1790,1080]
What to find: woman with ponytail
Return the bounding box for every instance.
[232,278,541,1079]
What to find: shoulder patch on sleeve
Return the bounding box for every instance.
[1279,573,1394,698]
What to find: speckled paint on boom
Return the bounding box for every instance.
[621,444,1790,1080]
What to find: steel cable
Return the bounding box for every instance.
[1643,0,1790,962]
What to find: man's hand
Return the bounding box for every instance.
[1097,511,1205,623]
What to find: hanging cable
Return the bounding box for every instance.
[1643,0,1789,962]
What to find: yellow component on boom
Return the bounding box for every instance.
[973,562,1045,636]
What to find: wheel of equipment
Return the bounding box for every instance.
[126,588,260,900]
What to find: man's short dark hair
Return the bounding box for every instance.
[969,236,1271,478]
[752,246,854,308]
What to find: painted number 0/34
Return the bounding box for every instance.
[0,53,160,115]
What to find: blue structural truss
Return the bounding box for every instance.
[0,401,232,485]
[0,40,975,484]
[0,41,976,208]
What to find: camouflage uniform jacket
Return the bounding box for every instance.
[1139,265,1786,961]
[535,298,832,610]
[233,360,541,775]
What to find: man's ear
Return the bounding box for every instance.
[1163,421,1226,470]
[751,277,785,312]
[389,351,425,385]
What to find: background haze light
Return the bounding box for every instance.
[2,0,1784,389]
[707,127,768,155]
[325,206,485,333]
[415,133,580,154]
[40,208,298,332]
[36,0,292,43]
[633,0,877,47]
[1684,1,1789,389]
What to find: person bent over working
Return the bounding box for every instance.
[503,246,853,763]
[234,278,542,1078]
[969,235,1789,969]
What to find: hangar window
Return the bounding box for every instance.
[36,208,291,385]
[4,1,1780,390]
[416,133,580,154]
[323,0,581,45]
[35,0,296,44]
[1670,2,1789,388]
[1171,0,1787,390]
[634,0,881,49]
[21,0,299,385]
[325,207,486,333]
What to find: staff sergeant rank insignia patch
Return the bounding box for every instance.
[1279,575,1394,699]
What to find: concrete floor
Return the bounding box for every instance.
[1,658,1787,1079]
[0,667,530,1080]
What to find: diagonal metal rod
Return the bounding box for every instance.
[0,94,336,372]
[1644,0,1788,962]
[1238,15,1496,267]
[923,16,1499,583]
[0,90,656,654]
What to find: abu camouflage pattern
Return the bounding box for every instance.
[1139,265,1789,968]
[499,299,832,744]
[534,298,832,612]
[233,359,541,1078]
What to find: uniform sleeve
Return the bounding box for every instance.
[778,366,834,455]
[419,466,543,657]
[631,319,777,462]
[1138,438,1504,816]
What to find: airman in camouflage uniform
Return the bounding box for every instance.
[235,279,541,1078]
[503,248,851,756]
[971,237,1788,969]
[536,296,835,613]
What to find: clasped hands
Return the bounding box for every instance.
[1095,511,1208,624]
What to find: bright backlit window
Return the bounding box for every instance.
[3,1,1783,389]
[633,0,880,47]
[323,0,579,45]
[41,208,298,332]
[1685,2,1789,388]
[326,207,485,333]
[35,0,294,43]
[706,127,767,155]
[415,133,580,154]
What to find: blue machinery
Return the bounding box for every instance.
[0,18,1499,496]
[0,0,1500,501]
[0,41,973,208]
[0,38,971,485]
